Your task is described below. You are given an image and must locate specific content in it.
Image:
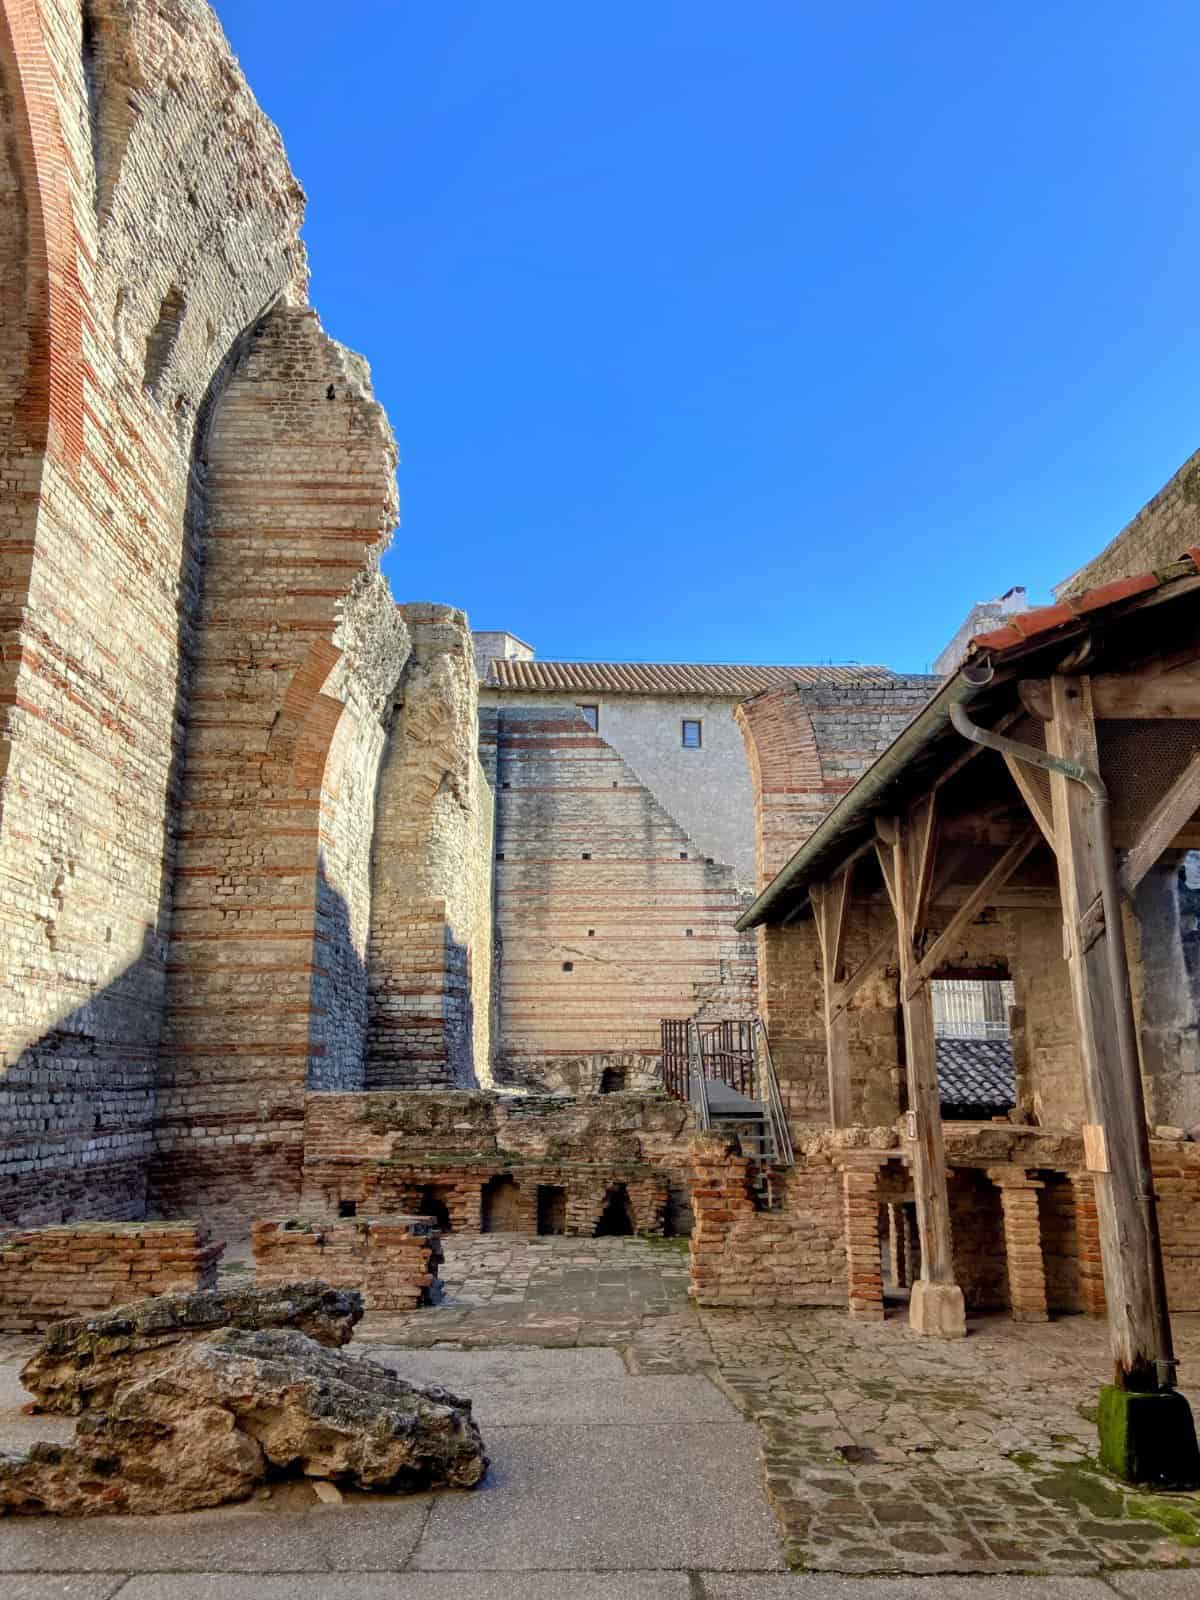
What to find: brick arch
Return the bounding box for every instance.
[734,687,824,888]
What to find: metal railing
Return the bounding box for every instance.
[754,1016,794,1169]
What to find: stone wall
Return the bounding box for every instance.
[366,605,493,1090]
[0,1221,221,1333]
[480,704,752,1089]
[1057,447,1200,598]
[252,1215,442,1311]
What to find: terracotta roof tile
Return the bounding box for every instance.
[969,560,1191,656]
[482,660,898,696]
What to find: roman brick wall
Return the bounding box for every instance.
[482,691,759,887]
[299,1088,692,1234]
[0,0,314,1224]
[366,604,494,1091]
[479,704,752,1089]
[252,1215,442,1311]
[151,302,405,1222]
[0,1220,221,1333]
[735,679,936,891]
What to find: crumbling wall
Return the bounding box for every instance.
[366,605,493,1090]
[152,303,405,1222]
[480,704,751,1089]
[0,0,310,1224]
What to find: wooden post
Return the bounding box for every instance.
[812,871,853,1127]
[1045,675,1171,1390]
[878,815,966,1338]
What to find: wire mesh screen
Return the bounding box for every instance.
[1099,718,1200,834]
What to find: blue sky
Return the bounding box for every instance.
[219,2,1200,672]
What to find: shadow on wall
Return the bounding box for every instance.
[0,925,162,1227]
[309,861,371,1093]
[364,924,479,1091]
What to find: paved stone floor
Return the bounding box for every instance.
[2,1234,1200,1596]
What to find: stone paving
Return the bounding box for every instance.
[3,1234,1200,1593]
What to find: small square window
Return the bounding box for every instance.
[562,961,574,972]
[679,851,688,861]
[578,704,599,731]
[685,928,694,938]
[581,851,592,860]
[587,929,595,937]
[681,719,702,749]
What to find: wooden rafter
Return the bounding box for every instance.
[1003,753,1056,851]
[829,930,895,1022]
[905,827,1039,996]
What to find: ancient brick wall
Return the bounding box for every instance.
[366,605,494,1090]
[735,679,936,891]
[0,1221,221,1333]
[252,1215,442,1311]
[480,704,752,1089]
[0,0,316,1225]
[150,302,405,1222]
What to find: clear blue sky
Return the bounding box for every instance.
[219,2,1200,672]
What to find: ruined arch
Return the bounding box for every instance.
[153,299,407,1219]
[734,687,823,890]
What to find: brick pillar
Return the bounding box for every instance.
[839,1156,887,1322]
[989,1166,1049,1323]
[1069,1171,1107,1318]
[886,1203,909,1290]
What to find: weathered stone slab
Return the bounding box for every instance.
[21,1281,363,1415]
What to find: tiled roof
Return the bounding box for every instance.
[482,660,897,696]
[968,550,1200,655]
[936,1037,1015,1113]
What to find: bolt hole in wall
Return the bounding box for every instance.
[595,1183,635,1237]
[598,1065,626,1094]
[536,1185,566,1235]
[338,1199,357,1218]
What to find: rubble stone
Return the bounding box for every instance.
[0,1326,487,1516]
[20,1280,363,1414]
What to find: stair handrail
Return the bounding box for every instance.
[687,1018,710,1131]
[755,1015,794,1167]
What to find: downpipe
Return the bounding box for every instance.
[949,694,1177,1391]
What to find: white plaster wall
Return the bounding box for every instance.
[479,689,756,886]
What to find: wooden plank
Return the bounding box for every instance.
[1046,672,1168,1389]
[891,814,958,1290]
[829,930,896,1021]
[812,877,854,1129]
[874,838,898,919]
[906,828,1040,995]
[828,866,853,983]
[1091,664,1200,719]
[1003,753,1056,851]
[908,797,938,939]
[1120,752,1200,895]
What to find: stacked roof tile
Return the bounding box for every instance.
[936,1038,1016,1115]
[482,660,897,696]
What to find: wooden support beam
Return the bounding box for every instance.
[1046,673,1173,1391]
[905,828,1039,996]
[1091,664,1200,719]
[908,797,938,939]
[888,813,965,1338]
[829,930,895,1021]
[1003,753,1056,851]
[813,866,856,1129]
[1120,753,1200,895]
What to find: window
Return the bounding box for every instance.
[578,704,599,730]
[681,719,702,749]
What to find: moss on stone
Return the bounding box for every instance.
[1128,1496,1200,1538]
[1032,1463,1125,1521]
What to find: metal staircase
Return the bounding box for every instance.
[665,1016,793,1208]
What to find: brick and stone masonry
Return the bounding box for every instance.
[0,1222,222,1333]
[252,1216,442,1311]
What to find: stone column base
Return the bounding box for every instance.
[1097,1385,1200,1488]
[909,1279,966,1340]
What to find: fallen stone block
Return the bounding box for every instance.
[21,1279,364,1414]
[1,1326,487,1517]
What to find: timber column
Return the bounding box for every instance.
[878,812,966,1339]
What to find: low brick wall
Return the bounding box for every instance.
[688,1133,845,1308]
[252,1216,443,1310]
[0,1223,222,1334]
